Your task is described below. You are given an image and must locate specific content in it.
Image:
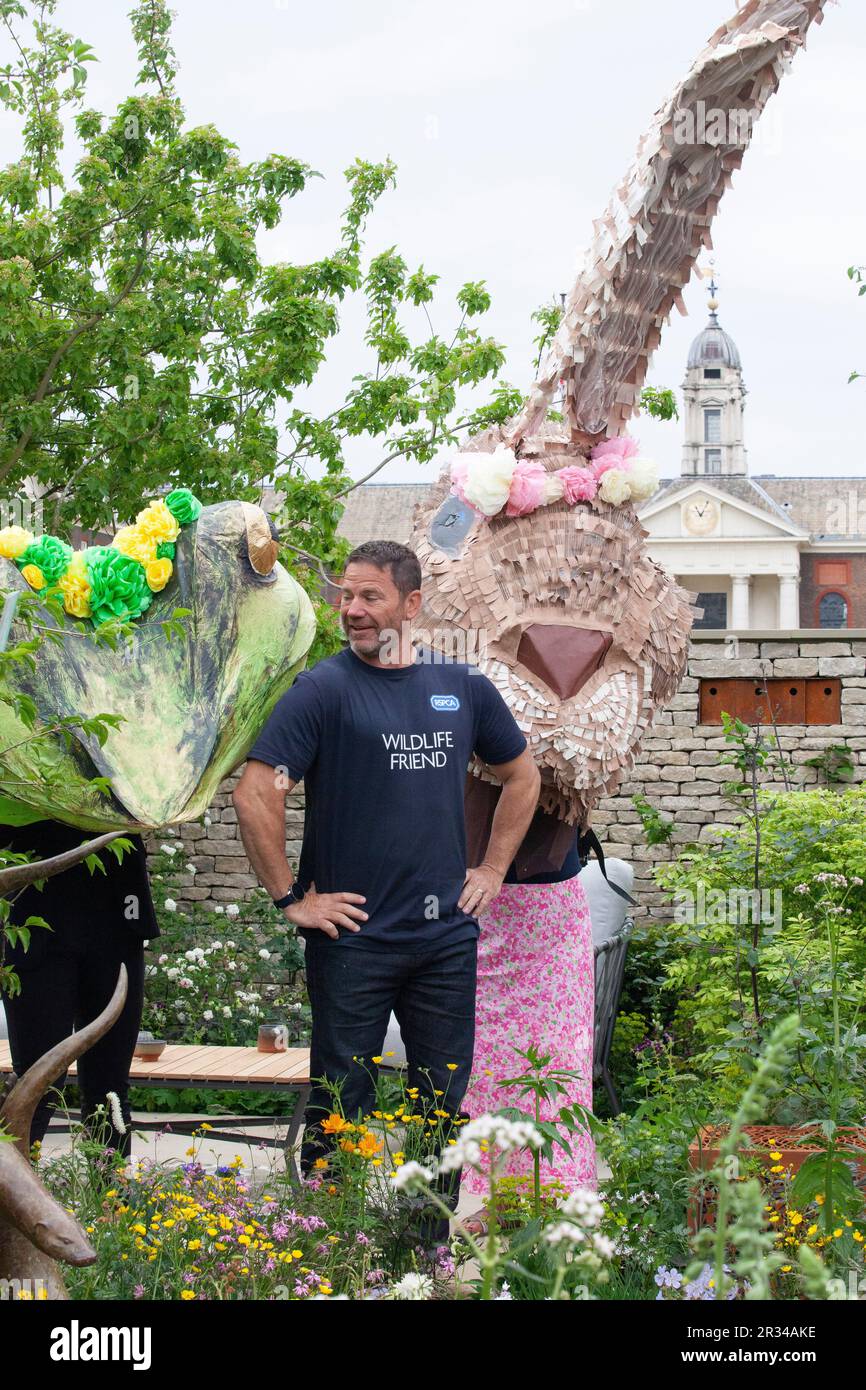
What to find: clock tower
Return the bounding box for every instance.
[681,276,747,478]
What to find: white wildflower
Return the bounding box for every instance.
[386,1272,434,1301]
[390,1160,435,1193]
[258,949,271,961]
[222,1006,232,1019]
[105,1091,127,1135]
[437,1113,544,1174]
[225,904,240,918]
[159,843,177,857]
[164,898,177,913]
[203,1010,214,1022]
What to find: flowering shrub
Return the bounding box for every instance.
[142,848,307,1047]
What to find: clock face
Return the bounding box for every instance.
[683,497,720,536]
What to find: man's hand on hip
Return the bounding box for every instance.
[285,882,368,939]
[459,863,504,917]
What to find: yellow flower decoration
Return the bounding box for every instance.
[0,525,34,559]
[136,499,180,544]
[145,557,173,592]
[19,563,45,590]
[58,551,92,618]
[113,524,158,566]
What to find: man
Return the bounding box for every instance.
[233,539,539,1233]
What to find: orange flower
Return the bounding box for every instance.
[321,1113,351,1135]
[357,1132,383,1160]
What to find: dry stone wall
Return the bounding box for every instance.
[147,632,866,922]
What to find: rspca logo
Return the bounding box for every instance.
[431,694,460,712]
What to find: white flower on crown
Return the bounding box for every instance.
[460,445,518,515]
[541,472,565,504]
[597,468,633,506]
[626,456,659,501]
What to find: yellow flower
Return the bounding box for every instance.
[769,1164,785,1174]
[238,1234,251,1247]
[833,1228,844,1239]
[0,525,34,559]
[187,1240,201,1251]
[446,1064,458,1072]
[180,1290,195,1301]
[313,1158,329,1170]
[807,1224,818,1237]
[145,557,173,592]
[789,1212,803,1227]
[292,1249,303,1259]
[769,1151,783,1161]
[113,524,158,565]
[853,1231,864,1243]
[20,563,45,590]
[371,1056,383,1064]
[780,1265,792,1273]
[136,499,180,544]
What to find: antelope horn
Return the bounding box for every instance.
[0,830,124,896]
[241,502,279,576]
[0,964,128,1156]
[0,1142,96,1266]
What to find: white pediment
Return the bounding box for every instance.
[639,481,807,542]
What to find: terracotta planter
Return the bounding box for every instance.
[688,1124,866,1232]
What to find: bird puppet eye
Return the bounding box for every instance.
[427,495,479,557]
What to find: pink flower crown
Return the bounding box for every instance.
[449,436,658,517]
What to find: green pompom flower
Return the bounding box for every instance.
[85,547,152,625]
[17,535,73,585]
[165,488,202,526]
[156,541,176,561]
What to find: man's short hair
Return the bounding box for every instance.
[344,540,422,597]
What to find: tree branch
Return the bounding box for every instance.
[0,234,149,485]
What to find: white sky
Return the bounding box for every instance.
[2,0,864,484]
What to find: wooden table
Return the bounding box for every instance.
[0,1041,312,1184]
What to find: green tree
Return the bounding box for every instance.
[0,0,518,582]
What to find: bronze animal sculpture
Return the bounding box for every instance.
[0,834,127,1299]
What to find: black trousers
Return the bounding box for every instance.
[4,940,145,1156]
[301,933,478,1246]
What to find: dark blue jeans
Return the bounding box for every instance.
[301,933,478,1243]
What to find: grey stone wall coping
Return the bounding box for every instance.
[690,630,866,640]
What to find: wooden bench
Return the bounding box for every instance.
[0,1041,312,1184]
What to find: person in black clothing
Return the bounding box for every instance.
[1,819,159,1155]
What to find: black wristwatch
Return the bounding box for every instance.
[273,882,306,910]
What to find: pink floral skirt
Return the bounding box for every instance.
[462,875,596,1196]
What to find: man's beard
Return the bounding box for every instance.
[343,617,384,654]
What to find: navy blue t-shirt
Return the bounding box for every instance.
[248,647,527,948]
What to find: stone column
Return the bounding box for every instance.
[778,573,800,631]
[731,573,751,629]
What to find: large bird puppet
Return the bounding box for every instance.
[411,0,828,874]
